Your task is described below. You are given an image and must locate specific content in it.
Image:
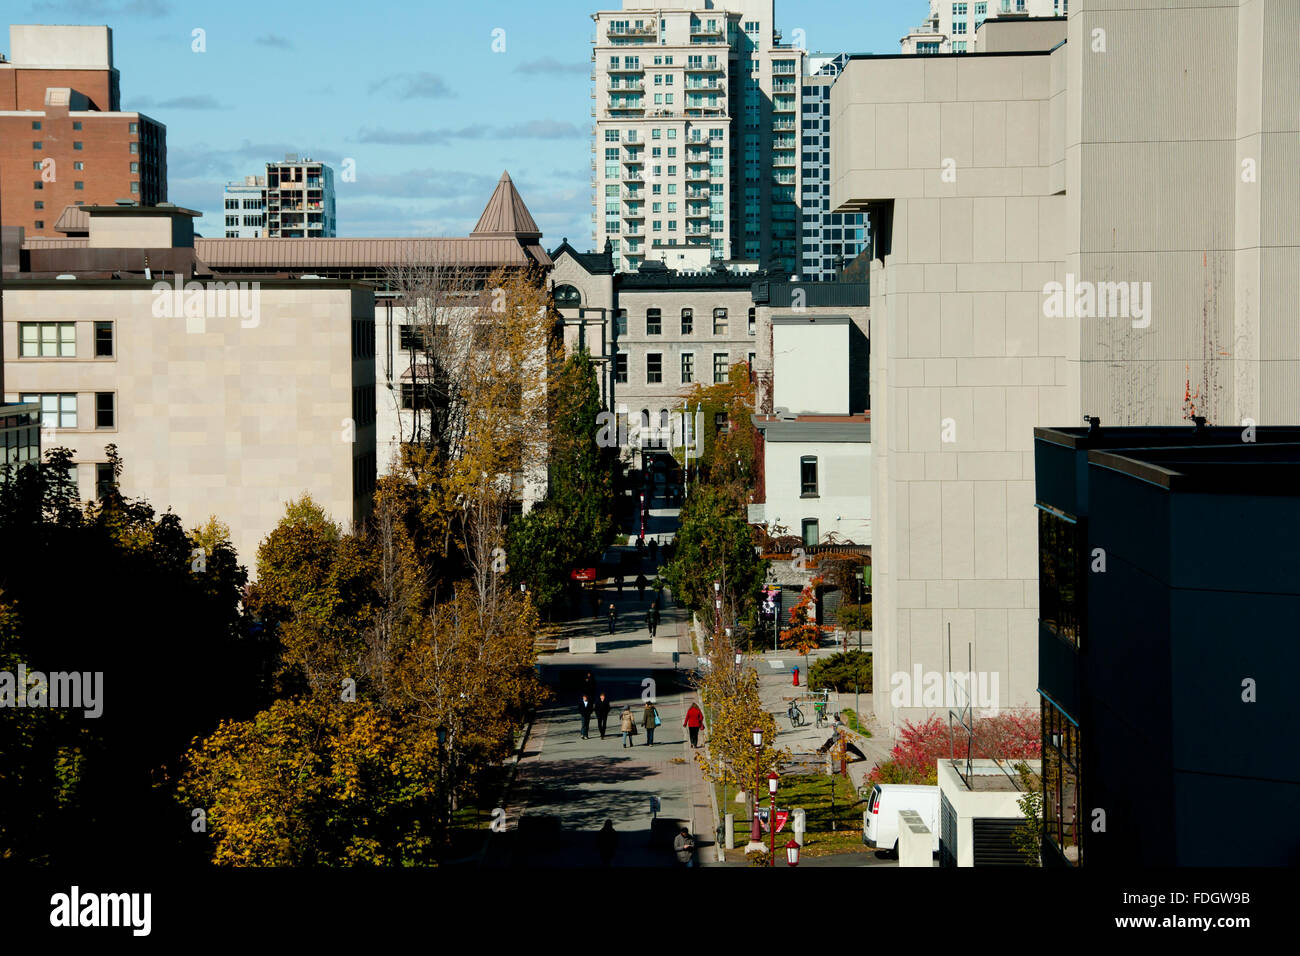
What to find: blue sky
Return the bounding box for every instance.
[13,0,922,245]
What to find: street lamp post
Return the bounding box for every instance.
[750,728,763,844]
[767,771,779,866]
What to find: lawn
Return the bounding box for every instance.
[839,707,872,738]
[714,769,870,858]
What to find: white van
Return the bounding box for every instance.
[863,784,940,855]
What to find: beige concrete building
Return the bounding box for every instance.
[833,0,1300,733]
[4,205,375,568]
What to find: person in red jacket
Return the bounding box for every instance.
[684,701,705,748]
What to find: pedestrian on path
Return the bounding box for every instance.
[608,603,617,635]
[646,603,659,637]
[673,827,695,867]
[597,820,618,866]
[684,701,705,748]
[636,573,648,599]
[583,671,598,702]
[595,692,612,739]
[648,538,658,564]
[620,706,636,748]
[616,574,623,594]
[579,695,594,739]
[643,699,660,745]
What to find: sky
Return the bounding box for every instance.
[11,0,924,245]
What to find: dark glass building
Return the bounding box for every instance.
[1034,423,1300,867]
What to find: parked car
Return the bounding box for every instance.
[862,783,940,856]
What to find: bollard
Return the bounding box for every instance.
[792,807,806,845]
[725,813,735,850]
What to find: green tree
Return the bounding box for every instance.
[662,483,767,629]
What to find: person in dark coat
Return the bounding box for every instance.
[647,604,659,638]
[636,573,648,599]
[648,538,658,564]
[594,692,612,738]
[578,695,594,739]
[643,699,659,746]
[597,819,618,866]
[582,670,598,701]
[607,603,617,634]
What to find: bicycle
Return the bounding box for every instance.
[814,702,829,730]
[787,699,806,728]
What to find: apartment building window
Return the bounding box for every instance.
[21,393,77,429]
[647,353,663,384]
[94,322,114,358]
[954,20,967,34]
[646,308,662,335]
[74,161,84,170]
[130,182,139,195]
[20,322,75,358]
[73,121,82,130]
[95,393,115,429]
[73,141,83,150]
[747,307,756,335]
[75,181,84,191]
[615,310,628,337]
[130,142,138,154]
[614,353,628,383]
[801,518,819,548]
[32,121,41,130]
[800,456,819,496]
[713,352,728,383]
[129,122,138,133]
[680,308,693,334]
[32,141,43,150]
[225,215,238,226]
[681,353,694,383]
[225,199,238,209]
[400,383,435,410]
[96,462,115,500]
[712,307,728,335]
[33,221,44,230]
[34,201,44,210]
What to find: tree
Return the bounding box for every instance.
[782,577,833,677]
[662,483,766,630]
[836,602,873,653]
[675,362,757,492]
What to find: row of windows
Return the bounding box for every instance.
[613,351,752,385]
[626,307,756,337]
[20,392,116,429]
[18,322,114,359]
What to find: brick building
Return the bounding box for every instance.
[0,24,165,237]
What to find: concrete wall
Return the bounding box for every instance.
[772,316,849,414]
[3,282,375,570]
[10,25,114,69]
[937,759,1037,867]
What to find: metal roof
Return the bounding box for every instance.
[471,171,542,239]
[193,237,550,269]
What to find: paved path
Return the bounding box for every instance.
[484,506,716,867]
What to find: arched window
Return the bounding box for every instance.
[641,409,651,430]
[553,284,582,307]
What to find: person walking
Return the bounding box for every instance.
[578,695,594,739]
[648,538,658,564]
[684,700,705,748]
[596,819,618,866]
[594,692,612,739]
[636,573,648,600]
[646,604,658,638]
[673,827,695,867]
[607,602,617,635]
[619,705,636,748]
[642,698,660,745]
[582,670,598,702]
[616,574,624,594]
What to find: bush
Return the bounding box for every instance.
[809,650,872,693]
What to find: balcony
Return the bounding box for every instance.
[772,80,796,93]
[686,206,710,219]
[772,118,796,130]
[624,205,645,219]
[772,153,796,168]
[773,97,796,113]
[689,21,725,38]
[686,226,711,236]
[772,136,796,149]
[686,168,710,182]
[608,62,644,73]
[685,79,726,91]
[610,81,645,92]
[685,188,711,199]
[684,61,725,74]
[772,173,796,185]
[607,23,656,38]
[622,153,644,165]
[607,105,645,115]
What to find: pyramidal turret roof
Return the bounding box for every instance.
[471,171,542,240]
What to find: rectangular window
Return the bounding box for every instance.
[801,518,819,548]
[614,353,628,383]
[21,393,77,429]
[73,141,83,150]
[646,308,661,335]
[34,201,44,210]
[73,121,82,130]
[801,456,819,496]
[75,181,84,191]
[95,392,115,428]
[74,161,84,170]
[129,122,138,134]
[748,307,756,335]
[681,353,694,383]
[398,325,430,351]
[400,383,435,410]
[20,322,76,358]
[680,308,693,334]
[32,141,42,150]
[647,353,663,383]
[130,182,139,194]
[96,462,115,500]
[615,310,628,337]
[94,322,114,357]
[130,142,138,154]
[1038,508,1081,647]
[32,121,41,130]
[712,308,728,335]
[713,352,728,383]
